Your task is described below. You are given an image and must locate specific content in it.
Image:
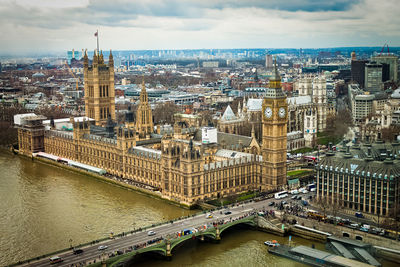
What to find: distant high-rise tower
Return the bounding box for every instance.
[136,81,154,138]
[265,53,273,69]
[83,50,116,126]
[365,62,383,93]
[371,54,398,82]
[351,57,368,88]
[351,51,356,61]
[262,60,287,190]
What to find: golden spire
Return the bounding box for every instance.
[269,57,281,89]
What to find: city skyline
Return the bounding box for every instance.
[1,0,400,55]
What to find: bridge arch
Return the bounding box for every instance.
[109,248,167,267]
[219,219,256,235]
[170,234,199,253]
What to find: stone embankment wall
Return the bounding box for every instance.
[286,215,400,263]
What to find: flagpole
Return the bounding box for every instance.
[96,30,99,54]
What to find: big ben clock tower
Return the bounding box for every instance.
[262,59,287,190]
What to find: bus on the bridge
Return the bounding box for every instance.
[274,191,288,199]
[49,256,63,264]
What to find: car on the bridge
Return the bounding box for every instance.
[355,212,364,218]
[73,249,84,255]
[49,256,63,264]
[147,230,156,236]
[268,201,275,206]
[206,214,213,219]
[224,211,232,215]
[98,245,108,250]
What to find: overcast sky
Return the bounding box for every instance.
[1,0,400,55]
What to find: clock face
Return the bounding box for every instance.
[264,107,272,118]
[279,107,286,118]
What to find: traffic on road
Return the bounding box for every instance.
[23,184,398,267]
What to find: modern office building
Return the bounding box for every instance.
[371,54,398,82]
[265,54,273,69]
[352,93,375,123]
[317,141,400,217]
[351,59,368,88]
[365,62,383,93]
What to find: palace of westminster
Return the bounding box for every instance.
[15,51,288,206]
[14,51,400,216]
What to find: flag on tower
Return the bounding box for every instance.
[94,31,98,37]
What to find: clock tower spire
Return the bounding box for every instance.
[261,58,287,190]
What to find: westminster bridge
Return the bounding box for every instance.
[16,198,285,267]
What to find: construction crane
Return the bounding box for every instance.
[379,43,390,56]
[64,61,79,90]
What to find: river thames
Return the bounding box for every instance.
[0,151,392,266]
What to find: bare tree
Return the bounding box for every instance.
[330,193,345,224]
[382,125,400,142]
[153,102,180,125]
[315,195,330,219]
[0,104,27,146]
[36,106,69,119]
[382,205,400,240]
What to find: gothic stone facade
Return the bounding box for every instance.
[43,119,263,206]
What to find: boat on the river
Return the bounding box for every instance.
[264,240,280,247]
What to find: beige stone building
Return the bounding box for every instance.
[15,54,288,206]
[84,50,116,125]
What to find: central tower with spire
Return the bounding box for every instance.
[136,80,154,138]
[83,50,116,126]
[261,59,288,190]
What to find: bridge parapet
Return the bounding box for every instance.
[88,215,287,267]
[105,215,261,267]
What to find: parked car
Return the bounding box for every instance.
[98,245,108,250]
[147,230,156,236]
[291,195,297,200]
[268,201,275,206]
[224,211,232,215]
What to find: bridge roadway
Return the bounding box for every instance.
[23,197,279,267]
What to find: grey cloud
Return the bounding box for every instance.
[0,0,363,30]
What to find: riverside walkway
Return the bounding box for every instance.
[15,198,283,267]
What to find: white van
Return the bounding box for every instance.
[290,189,299,195]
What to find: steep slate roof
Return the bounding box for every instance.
[220,105,237,121]
[217,132,252,148]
